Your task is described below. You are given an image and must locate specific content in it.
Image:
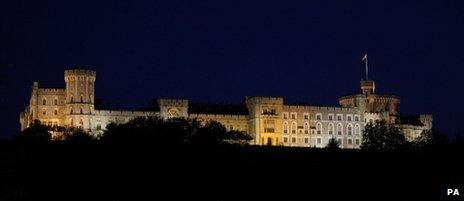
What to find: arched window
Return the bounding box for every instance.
[54,99,58,105]
[80,95,84,103]
[80,107,83,114]
[337,123,343,135]
[283,121,288,134]
[316,122,322,134]
[304,122,309,134]
[54,109,58,115]
[291,122,297,134]
[42,99,46,105]
[328,123,334,135]
[347,124,353,135]
[79,118,84,128]
[354,124,360,135]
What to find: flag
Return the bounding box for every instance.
[362,53,367,61]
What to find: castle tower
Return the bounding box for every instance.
[245,97,284,145]
[64,69,96,130]
[360,80,375,96]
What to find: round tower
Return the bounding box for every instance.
[64,69,96,130]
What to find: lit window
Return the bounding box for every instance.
[347,124,353,135]
[328,114,333,121]
[291,122,297,134]
[284,137,288,143]
[316,122,322,134]
[354,124,360,135]
[328,123,334,135]
[283,121,288,134]
[337,124,343,135]
[304,122,309,134]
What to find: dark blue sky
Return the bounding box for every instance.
[1,0,464,139]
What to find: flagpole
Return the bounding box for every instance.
[365,55,368,80]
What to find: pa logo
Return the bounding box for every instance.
[447,188,460,196]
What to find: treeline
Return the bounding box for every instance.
[14,118,463,151]
[14,117,253,147]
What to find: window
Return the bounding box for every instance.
[264,128,275,133]
[79,118,84,128]
[304,137,309,144]
[70,95,73,103]
[355,116,359,121]
[291,113,296,119]
[316,122,322,134]
[291,137,296,143]
[284,137,288,143]
[54,99,58,105]
[264,120,275,133]
[80,95,84,103]
[328,123,334,135]
[317,138,321,144]
[347,115,352,121]
[70,107,73,114]
[348,139,353,145]
[347,124,353,135]
[291,122,297,134]
[283,113,288,119]
[54,109,58,115]
[229,125,234,130]
[304,122,309,134]
[316,114,322,120]
[304,113,309,120]
[80,107,83,114]
[337,123,343,135]
[328,114,334,121]
[42,110,46,115]
[42,99,46,105]
[355,139,360,145]
[337,114,343,121]
[354,124,360,135]
[70,118,73,126]
[283,121,288,134]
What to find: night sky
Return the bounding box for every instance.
[1,0,464,139]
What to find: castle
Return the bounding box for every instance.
[19,69,432,148]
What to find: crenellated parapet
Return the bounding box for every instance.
[189,113,248,120]
[37,88,66,95]
[94,110,157,117]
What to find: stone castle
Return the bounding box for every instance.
[19,69,432,148]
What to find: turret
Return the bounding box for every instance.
[64,69,96,130]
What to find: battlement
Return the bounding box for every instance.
[64,69,96,77]
[245,96,284,104]
[158,99,189,107]
[189,113,248,120]
[94,110,157,116]
[38,88,66,94]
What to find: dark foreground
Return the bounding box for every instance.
[0,142,463,201]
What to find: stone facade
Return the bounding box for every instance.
[20,69,432,147]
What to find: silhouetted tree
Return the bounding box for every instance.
[413,129,448,149]
[326,138,340,150]
[14,120,51,143]
[224,130,253,145]
[361,120,406,151]
[63,127,95,142]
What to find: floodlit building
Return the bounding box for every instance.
[19,69,432,147]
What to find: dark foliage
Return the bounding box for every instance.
[326,137,340,150]
[63,128,96,143]
[413,129,448,150]
[14,120,51,143]
[360,120,406,151]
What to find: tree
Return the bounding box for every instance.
[326,138,340,150]
[14,120,51,143]
[413,129,448,149]
[63,127,96,142]
[360,120,406,151]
